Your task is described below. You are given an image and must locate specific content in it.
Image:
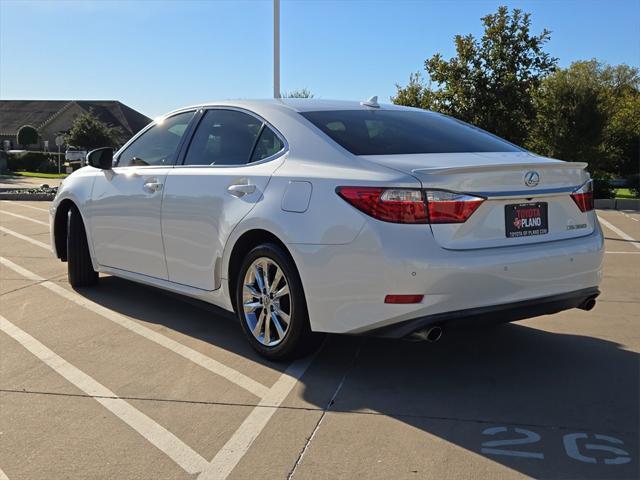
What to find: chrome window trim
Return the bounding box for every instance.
[175,105,289,169]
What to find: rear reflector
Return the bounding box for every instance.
[336,187,427,224]
[384,294,424,304]
[425,190,485,223]
[571,180,594,212]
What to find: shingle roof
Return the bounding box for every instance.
[0,100,151,137]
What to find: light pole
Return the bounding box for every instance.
[273,0,280,99]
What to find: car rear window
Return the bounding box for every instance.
[299,110,523,155]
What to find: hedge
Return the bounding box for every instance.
[6,151,65,173]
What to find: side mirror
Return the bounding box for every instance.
[87,147,113,170]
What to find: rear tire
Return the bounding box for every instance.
[67,207,98,288]
[235,243,322,361]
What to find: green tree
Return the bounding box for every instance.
[16,125,39,149]
[65,112,120,150]
[392,73,434,110]
[283,88,314,98]
[528,60,640,176]
[393,6,557,146]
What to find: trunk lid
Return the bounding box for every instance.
[362,152,595,250]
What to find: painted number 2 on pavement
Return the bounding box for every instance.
[480,426,632,465]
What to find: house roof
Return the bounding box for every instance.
[0,100,151,137]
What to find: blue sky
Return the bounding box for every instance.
[1,0,638,118]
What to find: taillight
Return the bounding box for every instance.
[336,187,427,224]
[571,180,594,212]
[425,190,485,223]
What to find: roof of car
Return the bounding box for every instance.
[273,98,409,112]
[172,98,413,115]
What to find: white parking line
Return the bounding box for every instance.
[0,255,270,399]
[620,211,639,222]
[599,217,640,250]
[0,225,50,250]
[0,200,50,213]
[0,210,48,226]
[0,314,208,474]
[197,356,314,480]
[1,217,317,479]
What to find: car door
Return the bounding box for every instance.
[89,110,196,279]
[161,108,287,290]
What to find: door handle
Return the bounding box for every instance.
[143,178,163,193]
[227,183,256,197]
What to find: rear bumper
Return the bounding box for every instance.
[367,287,600,338]
[290,216,604,334]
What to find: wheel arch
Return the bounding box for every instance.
[53,198,77,261]
[53,198,96,270]
[226,229,299,313]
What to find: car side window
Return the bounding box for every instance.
[183,109,263,166]
[250,125,285,162]
[117,111,194,167]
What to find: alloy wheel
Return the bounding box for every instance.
[242,257,291,347]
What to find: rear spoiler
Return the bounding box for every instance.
[413,162,588,176]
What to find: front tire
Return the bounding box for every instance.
[67,207,98,288]
[235,243,320,360]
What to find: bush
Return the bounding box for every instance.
[591,170,616,199]
[0,151,7,173]
[7,151,54,172]
[36,158,60,173]
[627,173,640,198]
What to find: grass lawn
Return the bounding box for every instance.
[10,171,68,179]
[615,188,639,199]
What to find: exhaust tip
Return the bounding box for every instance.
[579,297,597,311]
[410,325,443,342]
[426,326,443,342]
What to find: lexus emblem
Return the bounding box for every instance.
[524,171,540,187]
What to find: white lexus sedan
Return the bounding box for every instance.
[50,99,604,359]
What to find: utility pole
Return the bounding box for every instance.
[273,0,280,98]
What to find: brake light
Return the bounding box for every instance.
[425,190,485,223]
[571,180,594,212]
[336,187,427,224]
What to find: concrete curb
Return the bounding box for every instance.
[595,198,640,210]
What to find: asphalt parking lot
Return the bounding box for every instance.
[0,200,638,480]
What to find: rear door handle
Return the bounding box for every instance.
[227,183,256,197]
[143,178,163,193]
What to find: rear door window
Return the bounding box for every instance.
[183,110,263,166]
[250,125,285,163]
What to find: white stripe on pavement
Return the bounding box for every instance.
[0,225,50,250]
[0,314,208,474]
[0,200,50,213]
[599,216,640,250]
[0,225,316,478]
[0,255,270,399]
[0,466,9,480]
[197,356,314,480]
[0,210,49,226]
[620,211,639,222]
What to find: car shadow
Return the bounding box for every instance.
[77,275,638,479]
